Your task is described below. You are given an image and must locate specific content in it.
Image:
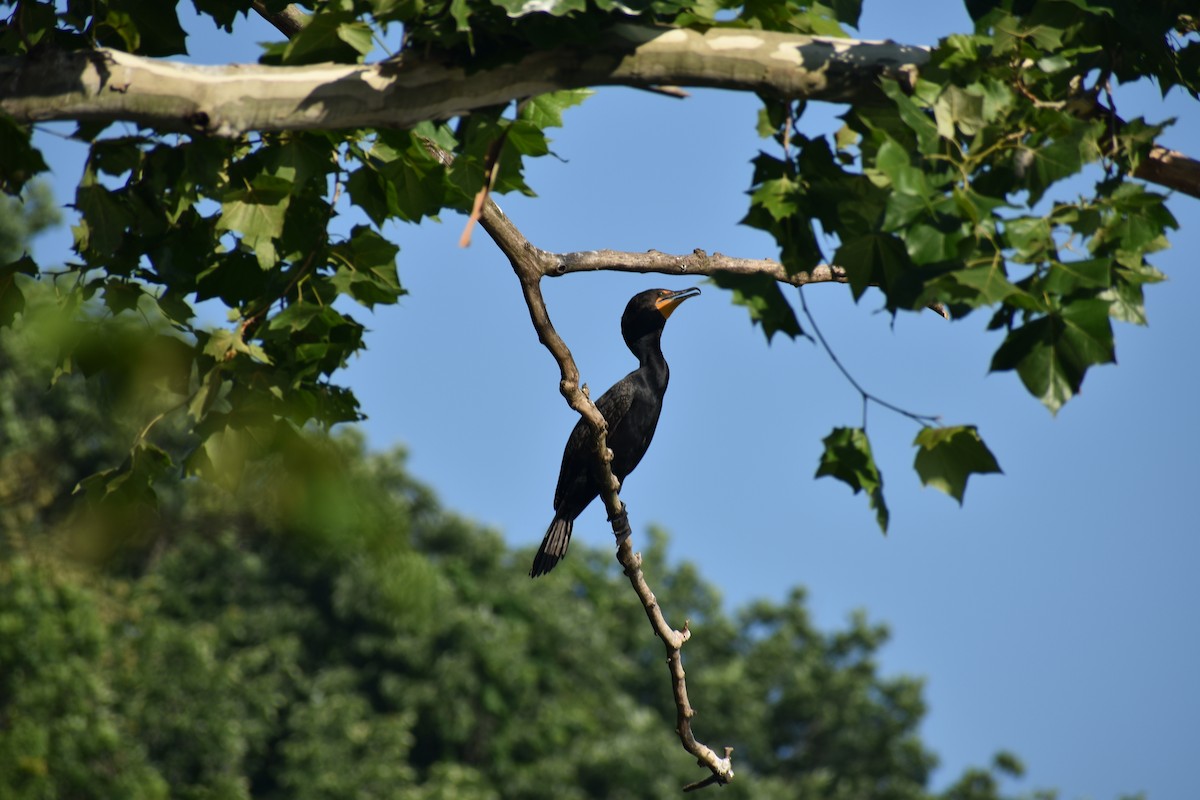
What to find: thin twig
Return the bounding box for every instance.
[638,85,691,98]
[251,0,306,38]
[551,248,848,287]
[798,286,940,427]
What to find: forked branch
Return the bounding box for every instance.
[466,182,737,791]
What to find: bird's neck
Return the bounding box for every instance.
[629,331,669,390]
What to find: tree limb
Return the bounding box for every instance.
[5,20,1198,198]
[548,247,846,286]
[543,248,946,316]
[422,141,735,788]
[250,0,306,38]
[1134,145,1200,198]
[495,211,738,793]
[0,27,924,134]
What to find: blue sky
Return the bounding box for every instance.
[27,2,1200,798]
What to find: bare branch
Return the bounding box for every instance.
[505,237,737,792]
[547,248,948,317]
[430,141,736,787]
[250,0,306,38]
[548,247,847,287]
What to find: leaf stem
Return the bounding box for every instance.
[797,286,940,427]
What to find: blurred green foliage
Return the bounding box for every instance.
[3,286,1070,799]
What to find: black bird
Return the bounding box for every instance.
[530,287,700,578]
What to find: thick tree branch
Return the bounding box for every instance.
[0,27,923,135]
[5,23,1197,197]
[1134,145,1200,198]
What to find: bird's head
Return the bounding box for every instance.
[621,287,701,347]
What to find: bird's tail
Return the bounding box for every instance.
[530,517,573,578]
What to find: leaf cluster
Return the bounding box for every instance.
[730,0,1187,527]
[0,0,1191,533]
[3,0,632,506]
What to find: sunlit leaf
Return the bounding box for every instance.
[519,90,593,129]
[913,425,1002,504]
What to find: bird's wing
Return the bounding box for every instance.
[552,376,636,511]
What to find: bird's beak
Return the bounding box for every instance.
[655,287,701,319]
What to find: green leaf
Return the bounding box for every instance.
[337,21,375,56]
[328,226,404,309]
[102,279,144,315]
[91,136,145,177]
[504,120,550,157]
[492,0,588,17]
[450,0,472,31]
[834,232,913,301]
[882,193,927,233]
[345,166,389,226]
[203,326,273,365]
[95,2,187,56]
[374,146,447,223]
[75,182,137,259]
[913,425,1002,504]
[519,90,593,129]
[281,10,367,64]
[0,256,37,327]
[710,271,803,342]
[815,427,889,532]
[874,138,927,196]
[1099,280,1146,325]
[185,423,252,489]
[950,265,1023,305]
[1100,263,1163,325]
[0,117,49,193]
[77,442,174,509]
[217,175,292,269]
[187,367,228,424]
[825,0,862,26]
[1043,258,1110,295]
[1022,120,1101,205]
[98,10,140,52]
[1005,216,1053,262]
[193,0,261,32]
[267,302,329,333]
[990,299,1114,413]
[880,80,940,155]
[749,175,800,222]
[933,85,985,137]
[904,223,958,264]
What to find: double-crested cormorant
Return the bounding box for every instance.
[530,287,701,578]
